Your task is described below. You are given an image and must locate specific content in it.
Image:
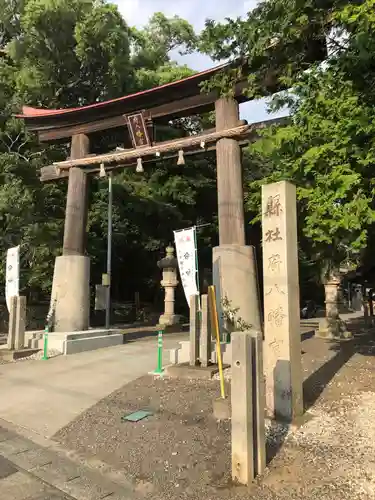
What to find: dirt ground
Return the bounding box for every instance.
[54,321,375,500]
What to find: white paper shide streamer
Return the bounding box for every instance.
[174,227,198,306]
[6,246,20,312]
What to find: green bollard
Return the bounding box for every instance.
[42,325,49,360]
[153,330,164,374]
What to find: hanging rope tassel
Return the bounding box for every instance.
[99,162,106,178]
[177,149,185,165]
[136,157,144,173]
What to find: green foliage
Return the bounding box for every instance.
[221,296,252,335]
[74,3,132,99]
[86,154,218,300]
[10,0,134,105]
[5,0,375,308]
[199,0,335,97]
[130,13,196,91]
[0,0,25,48]
[134,62,194,91]
[131,12,197,71]
[201,0,375,278]
[0,0,213,305]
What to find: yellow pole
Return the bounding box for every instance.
[208,285,226,399]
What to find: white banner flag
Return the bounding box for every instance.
[174,227,198,306]
[6,245,20,312]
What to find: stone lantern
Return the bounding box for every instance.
[157,244,180,326]
[318,272,351,339]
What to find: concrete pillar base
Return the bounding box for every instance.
[51,255,90,332]
[213,245,261,334]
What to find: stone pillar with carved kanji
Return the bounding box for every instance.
[157,245,180,326]
[318,272,351,339]
[262,181,303,422]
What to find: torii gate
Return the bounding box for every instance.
[17,63,275,333]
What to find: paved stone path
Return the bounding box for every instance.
[0,331,187,438]
[0,332,188,498]
[0,454,71,499]
[0,424,140,499]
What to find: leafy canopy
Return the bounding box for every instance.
[0,0,209,302]
[201,0,375,276]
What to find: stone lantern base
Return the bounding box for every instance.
[317,317,351,339]
[159,313,182,327]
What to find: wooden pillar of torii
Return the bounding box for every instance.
[213,98,261,332]
[63,134,90,256]
[50,134,91,332]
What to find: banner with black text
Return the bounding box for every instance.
[174,227,198,306]
[6,245,20,312]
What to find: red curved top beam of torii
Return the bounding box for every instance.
[16,62,251,143]
[17,63,228,119]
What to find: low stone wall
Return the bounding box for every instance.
[0,303,49,333]
[0,299,166,334]
[169,340,232,366]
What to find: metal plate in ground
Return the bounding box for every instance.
[121,410,153,422]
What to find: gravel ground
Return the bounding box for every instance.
[54,323,375,500]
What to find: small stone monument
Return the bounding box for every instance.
[7,296,18,350]
[157,245,180,327]
[7,295,26,350]
[189,293,200,366]
[200,294,212,367]
[1,295,37,361]
[231,330,266,484]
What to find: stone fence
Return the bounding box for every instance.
[0,299,166,334]
[0,302,49,333]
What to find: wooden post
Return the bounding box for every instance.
[14,296,26,350]
[231,332,254,484]
[189,294,200,366]
[200,294,212,368]
[215,98,245,246]
[63,134,90,255]
[231,330,266,485]
[7,296,17,350]
[369,289,374,319]
[249,330,266,476]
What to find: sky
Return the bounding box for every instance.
[113,0,289,123]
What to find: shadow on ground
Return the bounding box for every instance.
[303,316,375,410]
[303,339,354,411]
[269,317,374,462]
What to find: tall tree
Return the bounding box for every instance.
[0,0,216,313]
[10,0,134,106]
[200,0,375,279]
[130,12,196,90]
